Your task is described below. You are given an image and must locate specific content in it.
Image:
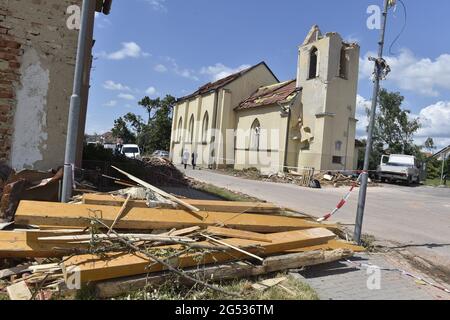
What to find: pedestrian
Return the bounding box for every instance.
[182,150,190,170]
[191,152,197,170]
[444,173,448,186]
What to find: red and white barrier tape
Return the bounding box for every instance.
[317,172,364,222]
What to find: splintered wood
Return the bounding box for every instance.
[1,166,364,298]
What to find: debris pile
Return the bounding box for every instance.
[0,167,363,300]
[314,172,375,188]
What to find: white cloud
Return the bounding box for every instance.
[145,0,167,11]
[154,64,168,73]
[356,95,371,138]
[355,96,450,149]
[118,93,136,100]
[100,42,148,60]
[200,63,251,81]
[360,49,450,97]
[103,80,131,91]
[416,101,450,148]
[164,57,199,81]
[103,100,117,107]
[145,86,157,96]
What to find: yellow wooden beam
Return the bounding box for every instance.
[15,201,331,233]
[0,230,86,258]
[206,226,271,242]
[62,228,336,283]
[82,194,282,214]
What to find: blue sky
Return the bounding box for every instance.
[86,0,450,149]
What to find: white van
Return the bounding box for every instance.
[121,144,141,159]
[377,154,423,184]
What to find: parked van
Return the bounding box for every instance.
[377,154,424,185]
[121,144,141,159]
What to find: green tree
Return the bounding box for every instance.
[424,137,436,154]
[111,117,136,143]
[366,89,422,169]
[111,95,176,154]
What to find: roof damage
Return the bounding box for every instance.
[235,80,301,111]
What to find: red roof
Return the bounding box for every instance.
[177,62,278,103]
[235,80,300,111]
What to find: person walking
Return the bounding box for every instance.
[191,152,197,170]
[182,150,190,170]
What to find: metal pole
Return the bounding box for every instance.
[354,0,390,244]
[61,0,92,202]
[441,155,446,185]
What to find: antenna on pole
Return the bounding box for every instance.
[354,0,394,244]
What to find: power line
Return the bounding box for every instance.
[388,0,408,55]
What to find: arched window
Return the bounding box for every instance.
[335,140,343,151]
[177,117,183,142]
[308,47,318,79]
[188,115,195,143]
[250,119,261,150]
[201,112,209,144]
[339,46,348,79]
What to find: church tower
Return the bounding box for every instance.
[295,25,360,170]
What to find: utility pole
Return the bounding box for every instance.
[354,0,392,244]
[61,0,92,203]
[441,154,447,185]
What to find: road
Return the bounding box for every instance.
[183,168,450,273]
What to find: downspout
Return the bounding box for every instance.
[211,90,220,169]
[61,0,94,203]
[282,91,301,172]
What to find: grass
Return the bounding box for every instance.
[115,273,318,301]
[192,181,262,202]
[360,234,377,252]
[424,178,448,187]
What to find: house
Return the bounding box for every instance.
[170,25,360,173]
[432,145,450,161]
[0,0,112,171]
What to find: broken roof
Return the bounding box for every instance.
[177,62,279,103]
[235,80,301,111]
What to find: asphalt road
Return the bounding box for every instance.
[183,168,450,271]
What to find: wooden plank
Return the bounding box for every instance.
[206,226,271,242]
[38,234,195,243]
[111,166,200,213]
[94,249,353,298]
[287,239,365,253]
[62,228,335,283]
[82,194,282,214]
[202,233,264,262]
[0,230,88,258]
[107,194,131,234]
[15,201,331,233]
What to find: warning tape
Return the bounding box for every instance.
[316,172,365,222]
[345,260,450,294]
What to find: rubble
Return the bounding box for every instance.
[0,166,364,300]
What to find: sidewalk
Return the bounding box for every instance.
[292,253,447,300]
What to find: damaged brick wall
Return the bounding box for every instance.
[0,0,94,171]
[0,7,20,163]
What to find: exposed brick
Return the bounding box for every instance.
[0,52,16,61]
[0,90,13,99]
[1,40,20,49]
[8,61,20,69]
[0,105,11,114]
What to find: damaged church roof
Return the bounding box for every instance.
[235,80,301,111]
[177,62,279,103]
